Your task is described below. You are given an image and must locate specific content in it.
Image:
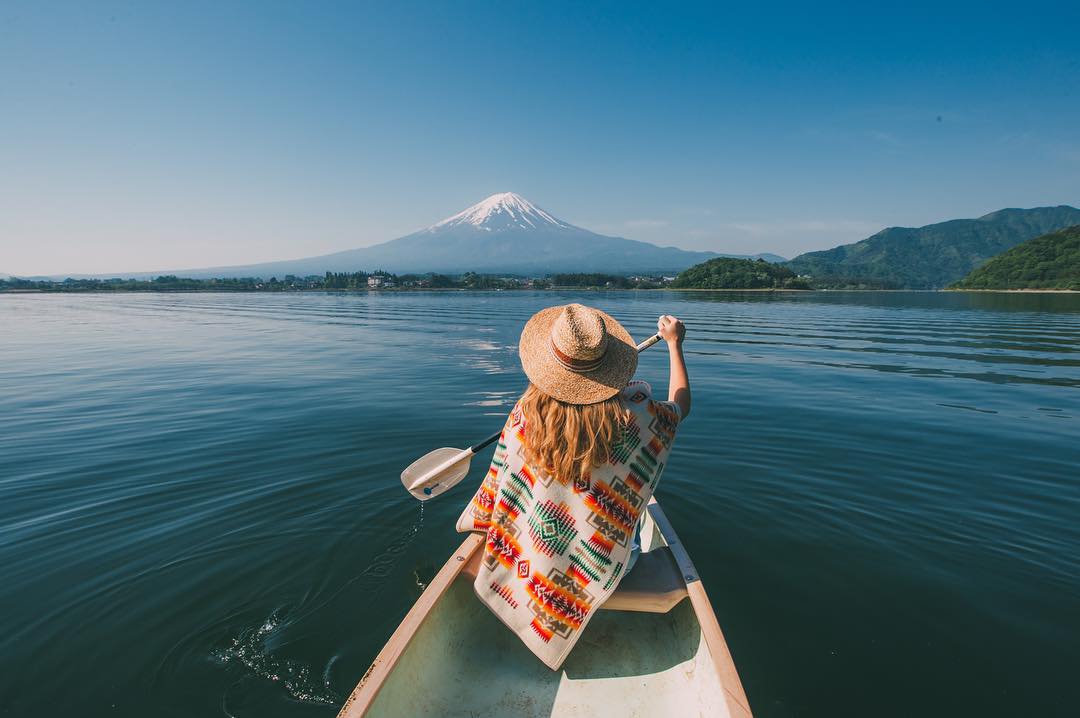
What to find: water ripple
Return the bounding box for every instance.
[1,290,1078,718]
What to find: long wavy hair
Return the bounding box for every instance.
[519,383,632,483]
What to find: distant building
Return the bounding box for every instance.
[367,275,396,288]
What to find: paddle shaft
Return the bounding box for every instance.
[467,332,663,455]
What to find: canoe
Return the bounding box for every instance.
[336,496,752,718]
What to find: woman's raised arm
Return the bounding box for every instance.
[657,315,691,419]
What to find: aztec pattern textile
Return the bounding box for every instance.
[455,381,681,670]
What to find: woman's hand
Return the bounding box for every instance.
[657,315,686,346]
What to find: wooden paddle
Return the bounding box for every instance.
[401,332,664,501]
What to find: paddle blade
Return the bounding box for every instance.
[400,447,473,501]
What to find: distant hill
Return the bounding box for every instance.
[744,253,788,264]
[68,193,781,279]
[672,257,809,289]
[785,206,1080,289]
[951,225,1080,290]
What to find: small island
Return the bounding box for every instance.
[670,257,810,290]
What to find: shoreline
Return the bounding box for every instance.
[945,288,1080,293]
[2,287,1077,295]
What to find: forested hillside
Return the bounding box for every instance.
[785,206,1080,288]
[951,226,1080,290]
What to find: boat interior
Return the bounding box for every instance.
[340,499,751,718]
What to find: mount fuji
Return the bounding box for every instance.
[86,193,782,279]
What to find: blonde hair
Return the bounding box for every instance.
[519,383,631,483]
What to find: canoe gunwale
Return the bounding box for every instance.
[336,532,484,718]
[645,498,753,718]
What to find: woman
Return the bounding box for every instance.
[456,303,690,670]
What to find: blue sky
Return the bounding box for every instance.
[2,1,1078,275]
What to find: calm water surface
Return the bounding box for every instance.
[1,291,1078,717]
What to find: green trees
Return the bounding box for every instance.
[672,258,810,289]
[324,271,370,289]
[951,225,1080,290]
[2,266,822,292]
[548,273,631,288]
[545,274,665,288]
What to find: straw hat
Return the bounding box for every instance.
[519,303,637,404]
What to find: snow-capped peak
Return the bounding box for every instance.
[429,192,574,232]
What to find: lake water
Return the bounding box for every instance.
[1,290,1078,717]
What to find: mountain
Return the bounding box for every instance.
[78,193,779,279]
[785,205,1080,289]
[297,192,730,275]
[744,253,788,264]
[951,225,1080,290]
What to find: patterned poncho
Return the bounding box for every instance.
[455,381,681,670]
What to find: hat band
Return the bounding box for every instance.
[549,339,606,373]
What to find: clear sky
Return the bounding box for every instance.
[2,1,1078,275]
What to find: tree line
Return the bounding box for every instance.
[2,261,818,293]
[0,271,547,292]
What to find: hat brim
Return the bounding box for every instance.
[519,305,638,405]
